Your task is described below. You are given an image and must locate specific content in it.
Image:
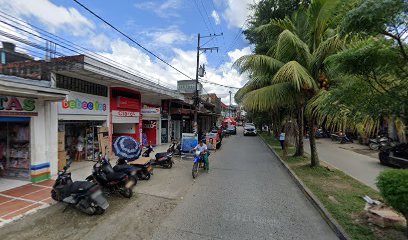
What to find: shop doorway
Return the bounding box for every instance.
[59,121,105,163]
[0,117,30,181]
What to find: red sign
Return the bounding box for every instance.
[117,96,139,110]
[143,120,157,129]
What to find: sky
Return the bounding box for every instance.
[0,0,257,104]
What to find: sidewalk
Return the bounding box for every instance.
[0,143,172,226]
[304,138,389,190]
[0,180,55,225]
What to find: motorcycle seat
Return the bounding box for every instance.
[106,171,127,181]
[155,152,168,159]
[70,181,95,193]
[113,164,136,172]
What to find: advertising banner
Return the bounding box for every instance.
[181,133,198,153]
[111,110,140,123]
[58,92,108,115]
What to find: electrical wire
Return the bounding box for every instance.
[0,11,177,89]
[72,0,194,80]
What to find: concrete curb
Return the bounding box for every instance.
[259,136,349,240]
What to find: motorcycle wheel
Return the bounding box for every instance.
[120,187,133,198]
[369,143,379,151]
[144,171,151,180]
[51,189,59,201]
[164,161,173,169]
[94,207,105,215]
[192,162,199,179]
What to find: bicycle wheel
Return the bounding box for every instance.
[192,162,199,178]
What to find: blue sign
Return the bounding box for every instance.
[181,133,198,153]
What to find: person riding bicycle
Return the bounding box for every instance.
[193,140,209,172]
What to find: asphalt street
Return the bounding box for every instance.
[152,128,337,240]
[0,128,337,240]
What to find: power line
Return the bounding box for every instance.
[0,11,177,89]
[72,0,193,80]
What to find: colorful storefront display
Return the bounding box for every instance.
[58,91,109,162]
[0,76,67,182]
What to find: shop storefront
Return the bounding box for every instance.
[58,91,109,162]
[141,104,161,146]
[110,88,141,144]
[0,77,67,182]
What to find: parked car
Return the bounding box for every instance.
[226,125,236,135]
[379,143,408,168]
[243,123,257,136]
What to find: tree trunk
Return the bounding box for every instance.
[308,116,320,167]
[294,108,304,157]
[405,214,408,237]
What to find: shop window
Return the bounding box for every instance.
[0,118,30,180]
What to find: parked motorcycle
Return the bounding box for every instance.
[142,145,174,168]
[86,156,136,198]
[339,134,354,144]
[369,136,392,151]
[51,161,109,215]
[126,157,154,180]
[315,129,330,138]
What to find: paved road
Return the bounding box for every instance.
[304,139,388,190]
[152,128,337,240]
[0,130,337,240]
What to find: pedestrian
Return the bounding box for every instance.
[279,130,285,150]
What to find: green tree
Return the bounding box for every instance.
[235,0,350,166]
[308,0,408,139]
[245,0,311,54]
[377,169,408,236]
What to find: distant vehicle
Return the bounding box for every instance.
[244,123,257,136]
[379,143,408,168]
[226,125,236,135]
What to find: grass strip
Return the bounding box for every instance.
[260,133,405,240]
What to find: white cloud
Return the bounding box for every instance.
[97,39,249,104]
[0,0,94,36]
[89,33,111,51]
[135,0,183,18]
[142,26,193,46]
[211,10,221,25]
[223,0,258,29]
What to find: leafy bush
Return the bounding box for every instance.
[377,169,408,235]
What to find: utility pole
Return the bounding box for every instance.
[229,90,232,118]
[193,32,222,134]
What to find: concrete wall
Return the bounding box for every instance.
[30,99,58,182]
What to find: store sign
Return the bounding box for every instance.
[58,92,108,115]
[141,108,160,115]
[143,120,157,129]
[112,110,140,123]
[0,96,37,116]
[117,96,139,110]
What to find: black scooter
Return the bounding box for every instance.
[51,161,109,215]
[142,145,174,168]
[86,155,136,198]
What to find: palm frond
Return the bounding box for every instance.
[310,35,344,75]
[233,54,284,76]
[272,61,317,92]
[241,83,297,112]
[275,29,312,65]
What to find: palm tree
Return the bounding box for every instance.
[234,0,348,166]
